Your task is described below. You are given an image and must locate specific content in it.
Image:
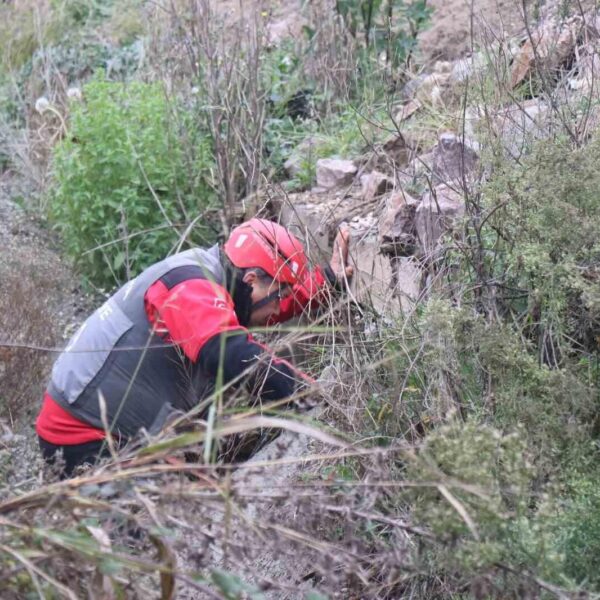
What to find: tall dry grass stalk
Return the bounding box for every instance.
[147,0,269,223]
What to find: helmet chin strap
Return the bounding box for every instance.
[251,289,281,312]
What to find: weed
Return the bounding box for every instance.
[50,74,217,287]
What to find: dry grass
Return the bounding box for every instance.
[0,265,60,424]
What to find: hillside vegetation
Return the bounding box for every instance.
[1,0,600,598]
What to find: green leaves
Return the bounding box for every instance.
[334,0,432,68]
[50,74,217,288]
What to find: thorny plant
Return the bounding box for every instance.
[149,0,269,223]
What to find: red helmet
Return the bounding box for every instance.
[224,218,308,286]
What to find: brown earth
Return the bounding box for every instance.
[417,0,527,64]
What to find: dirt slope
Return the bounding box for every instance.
[417,0,526,64]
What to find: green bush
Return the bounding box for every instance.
[50,75,217,288]
[379,128,600,594]
[402,422,600,591]
[407,421,533,546]
[392,299,597,474]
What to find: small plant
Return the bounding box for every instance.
[50,74,217,288]
[335,0,432,69]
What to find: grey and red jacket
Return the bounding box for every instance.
[36,245,332,445]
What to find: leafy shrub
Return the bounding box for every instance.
[34,38,144,84]
[50,75,217,288]
[379,124,600,594]
[402,421,586,591]
[407,421,533,544]
[450,134,600,365]
[392,299,597,474]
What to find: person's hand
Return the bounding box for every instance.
[329,225,353,285]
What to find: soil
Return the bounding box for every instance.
[0,173,98,490]
[214,0,528,66]
[417,0,527,65]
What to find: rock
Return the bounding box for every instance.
[481,99,551,158]
[464,100,539,154]
[272,183,424,315]
[568,47,600,95]
[360,170,394,202]
[584,11,600,39]
[431,132,480,186]
[401,74,427,101]
[283,136,322,179]
[283,155,303,179]
[349,226,414,314]
[266,13,308,46]
[315,158,357,189]
[403,72,451,104]
[510,17,580,88]
[382,133,414,166]
[401,72,452,109]
[395,99,422,122]
[449,52,487,85]
[360,133,416,175]
[408,151,435,180]
[277,199,332,260]
[415,184,465,259]
[432,60,453,74]
[378,190,420,255]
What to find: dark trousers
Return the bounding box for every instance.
[38,437,111,478]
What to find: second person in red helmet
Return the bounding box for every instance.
[35,218,353,475]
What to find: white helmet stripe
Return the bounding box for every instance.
[234,234,247,249]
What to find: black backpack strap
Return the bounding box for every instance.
[159,265,211,290]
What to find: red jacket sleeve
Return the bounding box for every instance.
[144,278,243,362]
[144,276,314,398]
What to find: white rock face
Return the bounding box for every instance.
[415,184,466,259]
[449,53,487,85]
[431,132,480,186]
[465,100,551,159]
[360,170,394,202]
[315,158,357,189]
